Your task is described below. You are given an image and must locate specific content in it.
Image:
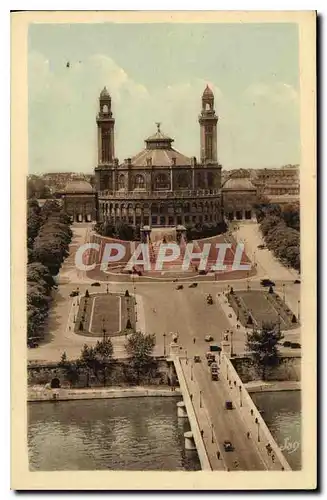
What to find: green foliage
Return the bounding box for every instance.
[246,322,284,380]
[77,340,113,386]
[125,331,156,383]
[58,352,80,386]
[185,221,227,241]
[27,177,52,200]
[259,209,300,271]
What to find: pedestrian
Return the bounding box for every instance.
[68,326,71,331]
[246,431,250,439]
[193,337,196,344]
[200,429,204,438]
[216,451,221,460]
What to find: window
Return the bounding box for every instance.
[118,175,125,190]
[134,174,145,189]
[155,173,170,190]
[152,215,158,226]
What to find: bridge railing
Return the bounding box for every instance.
[220,353,292,471]
[173,357,212,471]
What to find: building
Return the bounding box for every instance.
[222,170,257,221]
[251,165,300,199]
[62,178,96,222]
[59,87,299,226]
[95,85,223,227]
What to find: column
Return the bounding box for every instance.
[192,168,195,190]
[184,431,196,451]
[170,168,173,191]
[242,209,246,220]
[177,401,188,418]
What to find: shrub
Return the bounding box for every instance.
[79,321,84,331]
[125,289,130,297]
[85,289,90,298]
[291,314,297,323]
[283,341,291,347]
[126,318,132,329]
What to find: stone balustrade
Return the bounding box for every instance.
[98,188,221,199]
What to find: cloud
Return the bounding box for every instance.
[244,82,299,104]
[28,52,300,173]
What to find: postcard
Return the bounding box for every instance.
[11,10,316,490]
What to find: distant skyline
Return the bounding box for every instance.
[28,23,300,174]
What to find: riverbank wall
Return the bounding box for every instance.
[231,354,301,383]
[27,357,175,388]
[245,381,301,393]
[28,385,181,402]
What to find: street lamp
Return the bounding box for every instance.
[282,283,286,303]
[211,423,214,444]
[239,386,242,407]
[191,361,193,381]
[230,330,234,357]
[298,300,301,322]
[255,417,260,442]
[247,272,250,291]
[163,333,166,357]
[200,390,202,408]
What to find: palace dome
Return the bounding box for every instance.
[222,177,256,191]
[126,124,192,168]
[64,180,94,194]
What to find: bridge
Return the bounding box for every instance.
[170,344,291,471]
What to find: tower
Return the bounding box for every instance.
[199,85,218,163]
[96,87,115,164]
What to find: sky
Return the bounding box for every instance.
[28,22,300,174]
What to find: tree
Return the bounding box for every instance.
[246,322,284,380]
[94,339,114,386]
[78,344,97,386]
[125,331,156,383]
[58,352,80,387]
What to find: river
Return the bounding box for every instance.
[28,391,301,471]
[251,391,301,470]
[28,397,201,471]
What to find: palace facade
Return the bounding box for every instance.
[94,85,223,227]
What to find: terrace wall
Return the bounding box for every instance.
[231,354,301,383]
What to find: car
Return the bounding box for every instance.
[257,244,266,249]
[225,401,234,410]
[206,294,214,305]
[69,290,79,297]
[189,283,198,288]
[294,279,301,284]
[91,282,101,287]
[223,440,234,452]
[176,285,184,290]
[260,279,275,287]
[194,355,201,363]
[205,334,214,342]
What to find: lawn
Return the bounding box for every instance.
[228,290,298,331]
[74,292,136,337]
